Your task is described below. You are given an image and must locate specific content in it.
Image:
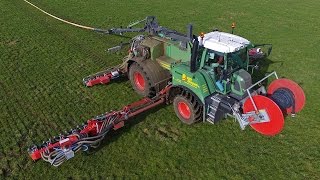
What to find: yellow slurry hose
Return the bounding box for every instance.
[23,0,106,32]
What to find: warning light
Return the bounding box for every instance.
[200,32,205,39]
[231,22,236,29]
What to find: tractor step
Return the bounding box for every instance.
[205,94,238,124]
[205,94,223,124]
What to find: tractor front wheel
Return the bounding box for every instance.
[173,92,202,125]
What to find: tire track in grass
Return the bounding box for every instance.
[0,89,15,178]
[20,47,80,139]
[1,39,112,145]
[0,82,25,146]
[0,83,27,176]
[41,45,110,131]
[1,44,57,139]
[21,71,69,140]
[0,52,19,176]
[0,48,97,173]
[2,52,54,142]
[0,74,45,163]
[20,61,82,141]
[43,75,83,133]
[59,63,99,125]
[4,65,63,149]
[19,58,90,141]
[1,70,34,138]
[29,36,107,134]
[24,94,58,141]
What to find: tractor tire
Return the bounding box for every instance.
[173,91,203,125]
[129,62,154,97]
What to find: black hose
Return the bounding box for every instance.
[270,88,295,114]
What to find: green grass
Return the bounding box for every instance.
[1,0,320,179]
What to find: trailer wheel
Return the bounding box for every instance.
[129,63,154,97]
[173,91,202,125]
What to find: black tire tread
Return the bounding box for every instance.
[129,62,156,97]
[173,88,203,124]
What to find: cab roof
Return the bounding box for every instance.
[199,31,251,53]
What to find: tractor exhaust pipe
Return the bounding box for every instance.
[190,35,199,73]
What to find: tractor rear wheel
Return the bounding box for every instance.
[129,63,154,97]
[173,91,202,125]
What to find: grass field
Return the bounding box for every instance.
[1,0,320,179]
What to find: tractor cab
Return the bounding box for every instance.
[198,31,253,97]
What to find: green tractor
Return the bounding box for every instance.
[27,14,306,165]
[84,16,305,136]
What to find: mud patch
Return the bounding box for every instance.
[156,126,180,142]
[8,40,19,46]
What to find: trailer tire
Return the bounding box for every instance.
[129,62,154,97]
[173,91,202,125]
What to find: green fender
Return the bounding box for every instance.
[171,64,216,103]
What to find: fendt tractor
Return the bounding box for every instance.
[25,10,306,166]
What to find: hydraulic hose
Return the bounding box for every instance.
[23,0,106,32]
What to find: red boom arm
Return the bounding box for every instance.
[28,85,171,166]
